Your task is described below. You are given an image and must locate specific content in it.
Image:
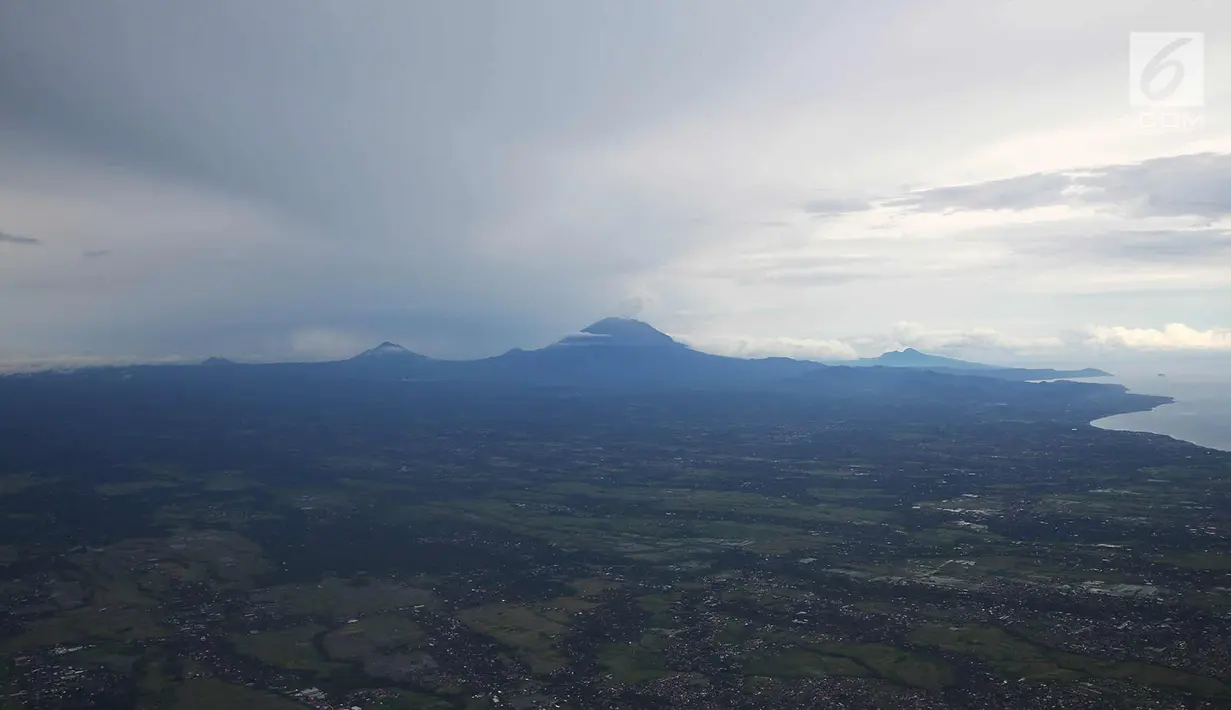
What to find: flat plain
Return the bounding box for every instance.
[0,367,1228,709]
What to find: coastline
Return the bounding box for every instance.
[1091,375,1231,453]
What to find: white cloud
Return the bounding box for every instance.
[882,322,1067,354]
[684,321,1231,363]
[1084,323,1231,351]
[679,334,859,361]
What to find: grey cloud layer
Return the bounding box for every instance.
[0,0,843,358]
[888,172,1073,213]
[881,153,1231,218]
[0,230,38,245]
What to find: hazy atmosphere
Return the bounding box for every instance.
[2,0,1229,368]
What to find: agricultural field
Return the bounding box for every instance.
[0,378,1229,709]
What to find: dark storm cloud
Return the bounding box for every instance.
[97,304,574,360]
[0,230,39,245]
[0,1,818,237]
[0,0,838,357]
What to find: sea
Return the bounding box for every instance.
[1092,371,1231,453]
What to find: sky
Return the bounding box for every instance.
[2,0,1230,369]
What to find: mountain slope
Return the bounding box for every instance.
[828,348,1109,381]
[15,317,1153,425]
[71,317,1110,390]
[874,348,997,370]
[349,342,426,361]
[466,318,824,388]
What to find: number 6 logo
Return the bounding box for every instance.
[1141,37,1192,102]
[1130,33,1204,108]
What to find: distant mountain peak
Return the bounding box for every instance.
[583,317,660,335]
[875,348,994,369]
[562,317,679,347]
[201,356,237,366]
[351,341,423,360]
